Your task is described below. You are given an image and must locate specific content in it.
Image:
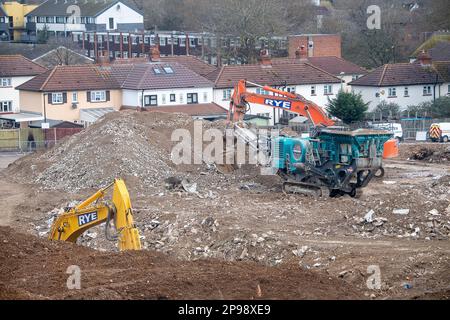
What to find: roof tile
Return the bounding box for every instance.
[0,55,48,77]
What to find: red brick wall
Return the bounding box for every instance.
[288,34,342,58]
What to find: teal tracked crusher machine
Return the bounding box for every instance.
[272,129,393,198]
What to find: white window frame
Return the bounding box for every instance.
[423,85,432,96]
[170,94,176,102]
[72,92,78,103]
[0,78,12,87]
[159,37,166,46]
[223,89,232,101]
[52,92,64,104]
[189,38,196,47]
[179,38,186,47]
[388,87,397,97]
[0,101,12,112]
[324,85,333,95]
[311,86,316,96]
[404,87,409,97]
[90,91,106,102]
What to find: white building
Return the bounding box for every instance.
[113,62,214,109]
[25,0,144,38]
[0,55,47,114]
[349,54,449,111]
[207,59,341,125]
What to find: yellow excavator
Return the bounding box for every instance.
[49,178,142,251]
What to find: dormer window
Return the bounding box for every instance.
[153,68,161,74]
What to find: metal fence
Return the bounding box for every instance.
[0,128,83,152]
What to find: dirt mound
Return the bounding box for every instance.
[0,226,363,300]
[399,143,450,163]
[4,111,205,193]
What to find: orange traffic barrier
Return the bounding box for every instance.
[383,138,399,159]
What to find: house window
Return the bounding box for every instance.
[52,93,64,104]
[109,17,114,29]
[0,17,4,23]
[123,35,128,43]
[90,50,95,58]
[0,101,12,112]
[72,92,78,103]
[144,95,157,106]
[37,17,46,23]
[189,38,196,47]
[131,36,137,45]
[123,52,128,58]
[150,36,155,45]
[179,38,186,47]
[286,86,296,93]
[46,16,55,23]
[256,88,270,95]
[352,75,359,81]
[159,37,166,46]
[187,93,198,104]
[153,67,161,74]
[144,36,150,44]
[56,16,66,23]
[388,87,397,97]
[170,94,176,102]
[404,87,409,97]
[173,37,178,45]
[223,89,232,101]
[423,86,432,96]
[324,85,333,95]
[90,91,106,102]
[0,78,12,87]
[115,51,121,58]
[167,37,173,45]
[311,86,316,96]
[203,92,208,102]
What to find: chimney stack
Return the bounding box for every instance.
[417,50,432,67]
[150,46,161,61]
[297,45,308,60]
[259,49,272,67]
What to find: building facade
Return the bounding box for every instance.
[0,55,47,114]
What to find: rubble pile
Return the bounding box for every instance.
[6,111,204,192]
[399,143,450,163]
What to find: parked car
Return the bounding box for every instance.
[429,123,450,143]
[370,123,403,141]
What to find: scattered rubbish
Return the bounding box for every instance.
[382,181,397,185]
[364,210,375,223]
[393,209,410,215]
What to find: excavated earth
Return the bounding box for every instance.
[1,111,449,300]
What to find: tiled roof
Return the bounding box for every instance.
[16,64,120,91]
[147,103,227,117]
[116,62,214,90]
[158,56,217,77]
[272,56,367,76]
[0,55,48,77]
[428,42,450,62]
[433,61,450,83]
[210,62,341,89]
[349,63,444,87]
[26,0,142,17]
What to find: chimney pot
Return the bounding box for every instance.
[418,50,432,67]
[259,49,272,66]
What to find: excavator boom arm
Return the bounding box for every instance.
[49,179,141,251]
[229,79,335,127]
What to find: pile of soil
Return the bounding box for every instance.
[0,226,363,300]
[399,143,450,163]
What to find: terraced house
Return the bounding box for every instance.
[15,60,216,125]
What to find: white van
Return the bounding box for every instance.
[371,123,403,141]
[429,123,450,142]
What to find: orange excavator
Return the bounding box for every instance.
[227,80,398,197]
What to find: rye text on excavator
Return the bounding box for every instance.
[228,79,398,198]
[49,178,142,251]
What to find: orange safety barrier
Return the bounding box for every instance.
[383,138,399,159]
